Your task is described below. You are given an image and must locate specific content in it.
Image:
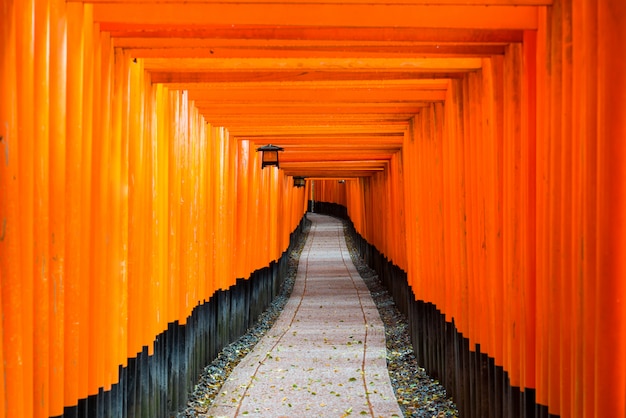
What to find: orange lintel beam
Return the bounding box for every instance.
[202,114,417,127]
[112,38,513,50]
[142,57,481,72]
[272,142,402,150]
[247,140,402,151]
[286,165,384,171]
[283,142,399,147]
[187,88,446,103]
[106,26,524,44]
[161,78,450,90]
[92,4,538,30]
[280,159,389,166]
[280,152,397,162]
[248,136,403,144]
[305,177,357,182]
[196,103,430,111]
[197,105,427,120]
[237,125,406,137]
[126,45,507,59]
[183,79,449,91]
[80,0,551,5]
[283,170,378,178]
[281,164,386,172]
[242,139,405,149]
[150,71,463,84]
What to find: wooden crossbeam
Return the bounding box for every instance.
[142,57,482,71]
[93,4,539,30]
[82,0,542,178]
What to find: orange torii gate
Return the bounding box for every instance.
[1,0,625,417]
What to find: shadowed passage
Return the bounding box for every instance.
[206,213,402,417]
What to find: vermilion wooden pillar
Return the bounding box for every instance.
[595,0,626,416]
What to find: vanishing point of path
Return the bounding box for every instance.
[206,213,403,417]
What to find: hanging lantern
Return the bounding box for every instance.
[293,176,306,188]
[256,144,284,169]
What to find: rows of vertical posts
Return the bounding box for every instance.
[312,179,347,208]
[533,2,626,416]
[399,48,537,416]
[0,1,308,417]
[316,152,407,270]
[317,2,626,416]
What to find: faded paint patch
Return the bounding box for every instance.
[1,135,8,166]
[53,278,58,314]
[1,124,8,166]
[41,257,46,279]
[0,218,6,241]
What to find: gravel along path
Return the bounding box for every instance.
[177,215,458,418]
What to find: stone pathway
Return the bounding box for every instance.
[206,213,402,417]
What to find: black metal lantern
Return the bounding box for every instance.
[293,176,306,188]
[256,144,284,169]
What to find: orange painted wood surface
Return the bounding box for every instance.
[1,2,308,416]
[318,4,623,417]
[1,1,625,417]
[91,3,539,30]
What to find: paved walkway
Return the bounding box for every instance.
[207,213,402,417]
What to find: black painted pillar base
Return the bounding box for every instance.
[53,216,308,418]
[334,212,558,418]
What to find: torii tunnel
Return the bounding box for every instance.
[1,0,625,417]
